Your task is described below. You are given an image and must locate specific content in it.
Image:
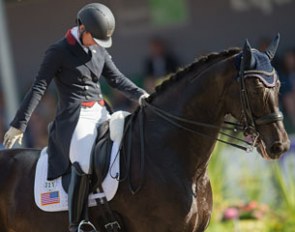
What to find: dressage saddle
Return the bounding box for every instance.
[62,121,113,193]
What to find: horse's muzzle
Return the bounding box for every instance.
[269,140,290,159]
[257,138,290,160]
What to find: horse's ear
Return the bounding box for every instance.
[243,39,255,69]
[265,33,280,60]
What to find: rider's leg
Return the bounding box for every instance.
[68,102,110,231]
[68,162,89,232]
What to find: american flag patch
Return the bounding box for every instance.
[41,191,60,206]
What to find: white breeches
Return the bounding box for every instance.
[69,102,110,174]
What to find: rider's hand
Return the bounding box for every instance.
[138,93,150,106]
[3,127,23,149]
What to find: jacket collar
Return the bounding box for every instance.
[65,29,100,78]
[66,29,77,46]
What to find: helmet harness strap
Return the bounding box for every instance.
[77,19,87,45]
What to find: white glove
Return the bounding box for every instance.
[3,127,23,149]
[138,93,150,106]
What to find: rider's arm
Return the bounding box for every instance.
[101,49,148,102]
[10,45,63,132]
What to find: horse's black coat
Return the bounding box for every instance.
[0,44,289,232]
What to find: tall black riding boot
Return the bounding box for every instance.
[68,163,90,232]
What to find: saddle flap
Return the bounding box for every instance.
[62,121,113,193]
[90,121,113,192]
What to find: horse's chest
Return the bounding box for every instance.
[155,184,206,229]
[162,178,212,231]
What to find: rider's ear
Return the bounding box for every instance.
[243,39,255,70]
[265,33,280,60]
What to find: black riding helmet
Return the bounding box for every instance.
[77,3,115,48]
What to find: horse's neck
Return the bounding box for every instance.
[149,60,236,178]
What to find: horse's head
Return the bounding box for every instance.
[227,34,290,159]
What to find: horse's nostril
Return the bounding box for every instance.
[270,142,285,156]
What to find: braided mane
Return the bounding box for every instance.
[149,48,241,101]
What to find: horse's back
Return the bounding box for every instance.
[0,148,41,231]
[0,148,40,186]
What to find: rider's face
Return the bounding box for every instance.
[79,25,97,47]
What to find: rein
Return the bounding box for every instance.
[142,99,253,152]
[116,109,145,194]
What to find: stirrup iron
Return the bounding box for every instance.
[105,221,121,231]
[78,220,97,232]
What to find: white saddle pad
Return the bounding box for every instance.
[34,143,120,212]
[34,111,130,212]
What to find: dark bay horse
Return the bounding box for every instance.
[0,37,290,232]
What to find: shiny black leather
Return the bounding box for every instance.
[68,163,90,232]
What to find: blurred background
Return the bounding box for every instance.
[0,0,295,231]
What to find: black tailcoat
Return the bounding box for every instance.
[11,30,145,180]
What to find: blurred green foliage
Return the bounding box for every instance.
[206,141,295,232]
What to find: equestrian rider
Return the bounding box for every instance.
[3,3,149,231]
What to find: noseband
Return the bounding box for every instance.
[142,54,284,152]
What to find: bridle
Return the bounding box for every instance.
[233,55,283,148]
[141,54,284,152]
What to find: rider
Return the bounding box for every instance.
[3,3,148,231]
